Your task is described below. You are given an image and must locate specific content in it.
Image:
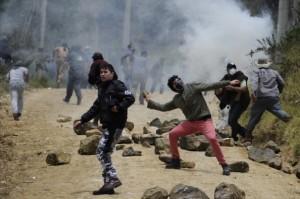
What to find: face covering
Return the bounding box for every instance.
[229,68,237,75]
[173,78,184,93]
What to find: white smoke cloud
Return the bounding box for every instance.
[172,0,273,82]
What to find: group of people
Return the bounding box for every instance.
[216,60,291,144]
[120,44,165,104]
[5,43,291,195]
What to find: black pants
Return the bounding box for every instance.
[228,102,247,141]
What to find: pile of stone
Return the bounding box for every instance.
[142,183,245,199]
[247,140,300,178]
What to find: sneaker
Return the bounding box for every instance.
[222,164,231,176]
[165,158,181,169]
[92,184,115,195]
[63,98,69,103]
[106,177,122,189]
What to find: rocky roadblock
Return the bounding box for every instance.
[3,89,300,199]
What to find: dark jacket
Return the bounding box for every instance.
[81,80,135,129]
[217,71,250,108]
[148,80,230,120]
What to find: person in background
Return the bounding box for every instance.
[53,43,69,88]
[215,63,250,142]
[144,75,241,175]
[244,57,292,143]
[6,59,29,121]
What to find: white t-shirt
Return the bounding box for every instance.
[7,66,28,85]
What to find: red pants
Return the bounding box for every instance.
[169,119,226,165]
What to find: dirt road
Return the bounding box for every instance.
[4,89,300,199]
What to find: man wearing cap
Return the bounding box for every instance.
[215,63,250,142]
[144,75,241,175]
[244,58,291,143]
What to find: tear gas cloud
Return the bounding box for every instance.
[0,0,273,83]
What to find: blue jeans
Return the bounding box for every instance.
[246,96,290,137]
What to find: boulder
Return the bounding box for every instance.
[214,182,245,199]
[268,157,282,170]
[229,161,249,173]
[132,133,141,144]
[140,134,162,145]
[169,184,209,199]
[78,135,100,155]
[158,154,195,168]
[46,151,71,165]
[116,144,125,151]
[219,138,234,147]
[264,140,281,153]
[142,186,168,199]
[155,138,170,154]
[294,164,300,179]
[118,135,133,144]
[143,126,159,134]
[248,147,276,164]
[149,118,162,128]
[85,129,101,137]
[281,163,293,174]
[125,121,134,131]
[180,135,200,151]
[73,121,97,135]
[122,146,142,157]
[57,114,72,123]
[205,146,215,157]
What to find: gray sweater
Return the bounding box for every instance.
[251,67,284,98]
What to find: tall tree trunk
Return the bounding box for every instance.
[276,0,290,44]
[40,0,47,49]
[122,0,132,48]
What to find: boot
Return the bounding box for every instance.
[165,158,181,169]
[105,177,122,189]
[221,163,231,176]
[13,113,19,121]
[92,184,115,195]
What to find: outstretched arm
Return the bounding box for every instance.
[192,80,239,92]
[144,92,176,112]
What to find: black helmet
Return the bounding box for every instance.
[92,52,104,60]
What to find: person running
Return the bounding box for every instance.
[244,57,292,143]
[6,59,29,121]
[144,75,241,175]
[73,63,135,195]
[215,63,250,141]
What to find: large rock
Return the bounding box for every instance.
[248,147,276,164]
[281,163,293,174]
[117,135,133,144]
[132,133,141,144]
[180,135,200,151]
[158,155,195,168]
[219,138,234,147]
[205,146,215,157]
[264,140,281,153]
[156,119,179,135]
[229,161,249,173]
[149,118,162,128]
[180,135,210,151]
[73,121,98,135]
[214,182,245,199]
[142,186,168,199]
[294,164,300,179]
[78,135,100,155]
[169,184,209,199]
[85,129,101,137]
[125,121,134,131]
[140,134,162,145]
[122,146,142,157]
[268,157,282,170]
[155,138,170,154]
[46,151,71,165]
[144,126,159,134]
[116,144,125,151]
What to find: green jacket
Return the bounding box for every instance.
[147,80,230,120]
